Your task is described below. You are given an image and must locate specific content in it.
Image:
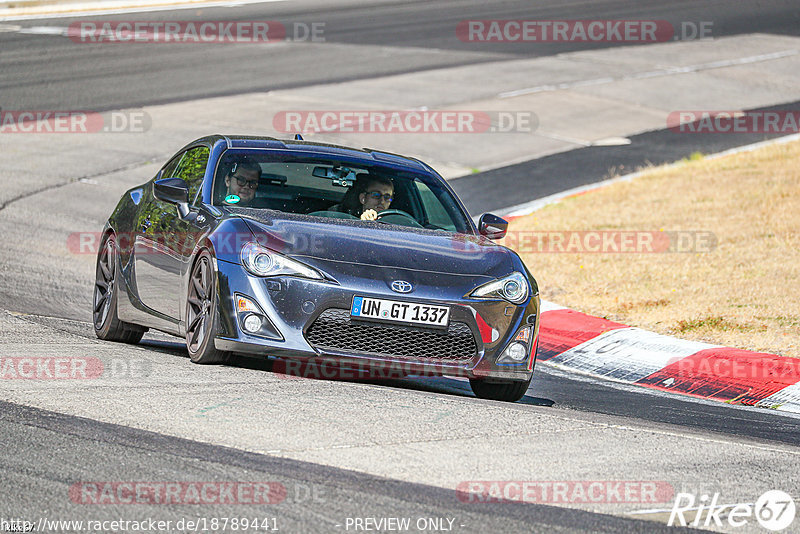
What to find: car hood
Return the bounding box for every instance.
[232,210,513,277]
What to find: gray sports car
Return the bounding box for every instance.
[93,135,540,402]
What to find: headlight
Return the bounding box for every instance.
[469,272,529,304]
[241,242,322,280]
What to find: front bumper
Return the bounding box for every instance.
[213,258,540,381]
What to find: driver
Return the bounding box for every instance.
[224,160,262,206]
[357,176,394,220]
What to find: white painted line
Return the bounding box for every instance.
[549,328,719,383]
[703,131,800,161]
[499,77,615,98]
[18,25,67,34]
[498,49,799,99]
[756,382,800,413]
[533,130,593,147]
[0,0,286,22]
[539,300,566,312]
[627,502,754,516]
[592,136,631,146]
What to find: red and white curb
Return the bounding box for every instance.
[537,301,800,413]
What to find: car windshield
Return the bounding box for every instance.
[212,151,472,233]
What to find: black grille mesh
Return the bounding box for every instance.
[306,308,477,361]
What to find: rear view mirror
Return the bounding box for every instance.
[312,166,355,187]
[478,213,508,240]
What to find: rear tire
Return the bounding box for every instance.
[185,250,229,364]
[93,233,145,344]
[469,376,532,402]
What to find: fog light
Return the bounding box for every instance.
[503,342,527,362]
[243,313,263,333]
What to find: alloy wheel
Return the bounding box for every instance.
[93,237,115,329]
[186,255,213,353]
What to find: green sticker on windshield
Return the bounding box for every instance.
[224,194,241,204]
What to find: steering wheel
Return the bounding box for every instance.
[374,209,423,228]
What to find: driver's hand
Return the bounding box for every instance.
[360,209,378,221]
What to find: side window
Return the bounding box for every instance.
[415,180,457,231]
[159,154,183,181]
[173,146,210,203]
[139,155,182,233]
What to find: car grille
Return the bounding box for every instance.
[306,308,477,362]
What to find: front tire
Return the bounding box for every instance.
[469,376,532,402]
[185,250,229,364]
[93,233,145,344]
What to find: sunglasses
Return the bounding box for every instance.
[232,175,259,189]
[366,191,393,202]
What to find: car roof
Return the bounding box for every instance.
[181,134,429,172]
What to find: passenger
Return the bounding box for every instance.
[224,160,262,206]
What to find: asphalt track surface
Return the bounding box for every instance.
[0,0,798,110]
[1,400,695,534]
[1,1,800,532]
[452,100,800,214]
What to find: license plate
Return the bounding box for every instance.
[350,296,450,329]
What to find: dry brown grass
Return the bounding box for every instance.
[503,140,800,358]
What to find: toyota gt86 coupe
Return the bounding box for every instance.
[93,135,540,402]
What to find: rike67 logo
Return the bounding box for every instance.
[668,490,796,531]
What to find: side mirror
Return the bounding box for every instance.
[154,177,193,219]
[478,213,508,240]
[153,177,189,204]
